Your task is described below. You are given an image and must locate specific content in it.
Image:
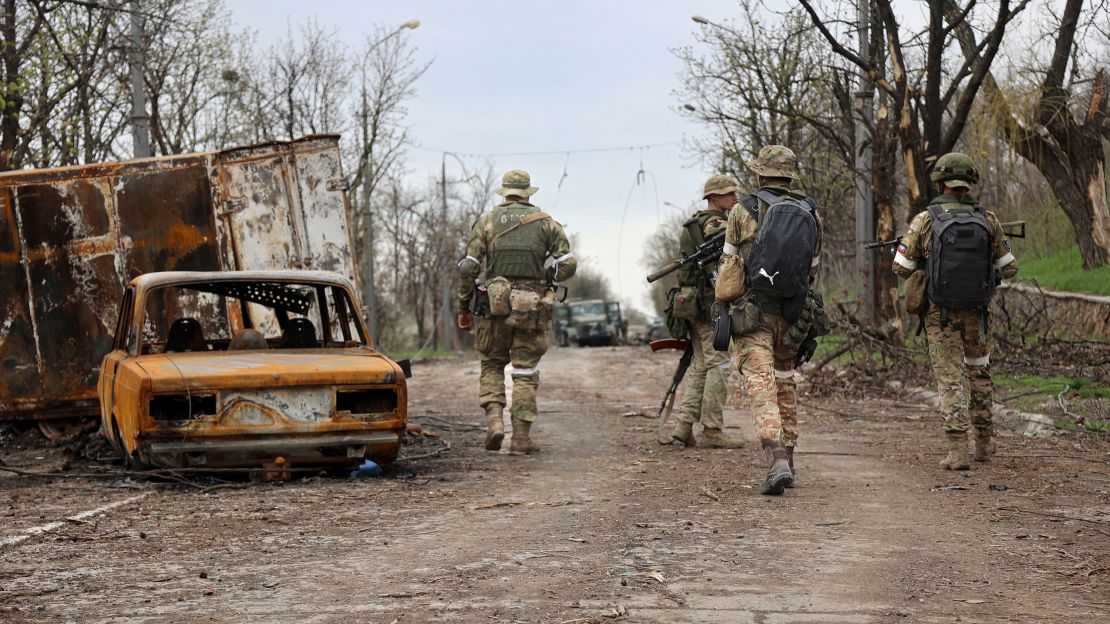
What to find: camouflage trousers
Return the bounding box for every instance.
[733,313,799,446]
[677,319,731,429]
[476,315,550,424]
[924,307,993,435]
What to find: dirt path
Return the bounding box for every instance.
[1,346,1107,623]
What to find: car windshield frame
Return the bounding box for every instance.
[128,278,369,356]
[570,302,606,316]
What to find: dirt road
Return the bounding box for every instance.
[2,346,1107,623]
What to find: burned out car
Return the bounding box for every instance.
[97,270,407,471]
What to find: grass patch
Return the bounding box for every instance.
[1016,245,1110,295]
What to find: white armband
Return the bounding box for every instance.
[457,255,480,269]
[723,242,739,256]
[893,252,917,270]
[995,252,1015,269]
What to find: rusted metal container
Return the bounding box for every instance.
[0,136,361,428]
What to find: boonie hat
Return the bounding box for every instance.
[495,169,539,198]
[702,174,740,199]
[747,145,799,180]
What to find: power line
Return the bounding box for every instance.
[408,141,680,159]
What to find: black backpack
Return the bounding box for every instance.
[926,203,996,311]
[745,189,818,299]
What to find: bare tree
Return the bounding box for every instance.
[799,0,1032,215]
[946,0,1109,268]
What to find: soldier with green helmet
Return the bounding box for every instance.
[668,174,745,449]
[715,145,824,495]
[457,170,577,455]
[892,152,1018,470]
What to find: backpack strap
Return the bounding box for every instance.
[752,189,782,207]
[487,211,551,253]
[739,195,760,220]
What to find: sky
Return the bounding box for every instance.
[223,0,743,315]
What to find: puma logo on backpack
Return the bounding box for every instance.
[758,268,780,285]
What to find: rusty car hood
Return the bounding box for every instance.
[132,349,399,393]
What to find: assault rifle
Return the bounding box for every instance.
[650,339,694,444]
[646,231,725,283]
[865,221,1026,250]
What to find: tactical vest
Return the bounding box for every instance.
[926,202,995,312]
[486,203,549,281]
[677,210,720,288]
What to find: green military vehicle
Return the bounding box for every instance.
[553,299,626,347]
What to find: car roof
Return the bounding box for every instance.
[130,270,355,290]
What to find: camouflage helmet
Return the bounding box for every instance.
[495,169,539,198]
[747,145,798,180]
[930,152,979,188]
[702,174,740,199]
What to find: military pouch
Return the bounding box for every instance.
[671,286,701,321]
[904,270,929,316]
[727,294,763,338]
[712,313,731,351]
[782,298,815,349]
[486,276,512,317]
[537,288,557,330]
[505,288,542,330]
[715,253,746,302]
[806,290,830,338]
[664,286,689,340]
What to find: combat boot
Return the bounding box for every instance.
[671,420,696,447]
[509,419,541,455]
[974,430,996,463]
[785,445,796,488]
[939,431,970,470]
[760,440,794,495]
[484,403,504,451]
[700,428,744,449]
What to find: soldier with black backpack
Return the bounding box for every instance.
[665,175,745,449]
[713,146,825,495]
[892,152,1019,470]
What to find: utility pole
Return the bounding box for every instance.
[128,0,151,158]
[854,0,875,322]
[439,155,452,351]
[361,160,378,342]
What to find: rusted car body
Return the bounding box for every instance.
[99,271,405,470]
[0,136,359,435]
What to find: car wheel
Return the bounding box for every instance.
[37,417,92,442]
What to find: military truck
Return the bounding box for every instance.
[553,299,626,347]
[0,136,363,440]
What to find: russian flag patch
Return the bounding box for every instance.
[897,242,908,255]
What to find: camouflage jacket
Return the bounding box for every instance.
[892,193,1018,280]
[457,201,576,311]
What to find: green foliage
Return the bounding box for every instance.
[1012,246,1110,295]
[995,372,1110,400]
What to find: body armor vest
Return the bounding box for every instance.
[487,203,548,281]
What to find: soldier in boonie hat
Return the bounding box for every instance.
[747,145,799,180]
[702,174,741,199]
[494,169,539,198]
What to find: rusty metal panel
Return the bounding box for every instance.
[0,190,38,404]
[214,144,302,272]
[288,137,361,296]
[15,179,122,405]
[0,137,360,421]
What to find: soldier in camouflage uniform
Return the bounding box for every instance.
[671,175,744,449]
[716,146,823,495]
[892,152,1018,470]
[457,170,577,455]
